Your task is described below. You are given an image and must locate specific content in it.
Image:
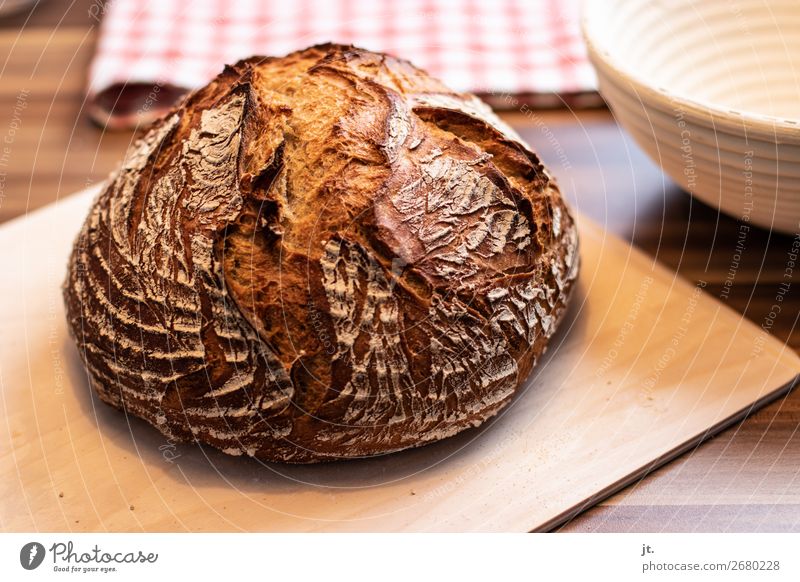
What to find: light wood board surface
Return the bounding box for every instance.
[1,185,797,532]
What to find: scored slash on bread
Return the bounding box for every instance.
[63,44,578,463]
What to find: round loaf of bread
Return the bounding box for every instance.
[64,45,579,463]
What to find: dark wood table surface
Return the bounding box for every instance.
[2,0,798,532]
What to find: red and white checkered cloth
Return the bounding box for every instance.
[88,0,599,128]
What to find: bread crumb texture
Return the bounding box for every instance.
[64,44,579,462]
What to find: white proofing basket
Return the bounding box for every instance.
[582,0,800,233]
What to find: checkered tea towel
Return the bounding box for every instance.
[88,0,599,128]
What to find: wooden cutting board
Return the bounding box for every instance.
[1,185,798,532]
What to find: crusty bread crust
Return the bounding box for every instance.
[63,44,579,462]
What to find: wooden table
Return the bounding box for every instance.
[1,0,798,532]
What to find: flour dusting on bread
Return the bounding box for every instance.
[64,44,578,462]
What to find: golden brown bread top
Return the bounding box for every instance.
[64,44,578,462]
